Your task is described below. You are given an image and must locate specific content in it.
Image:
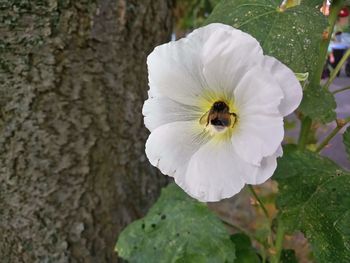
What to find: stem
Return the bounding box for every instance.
[221,211,269,263]
[248,185,269,220]
[315,118,350,153]
[316,125,342,153]
[332,86,350,94]
[220,219,268,247]
[271,220,285,263]
[298,116,312,150]
[311,0,344,86]
[261,248,267,263]
[247,186,278,262]
[221,219,255,239]
[324,49,350,90]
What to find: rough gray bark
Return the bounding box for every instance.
[0,0,173,262]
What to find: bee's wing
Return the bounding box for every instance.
[199,111,210,126]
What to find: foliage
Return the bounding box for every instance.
[116,184,236,263]
[206,0,327,81]
[300,0,324,7]
[299,85,337,123]
[230,234,260,263]
[280,249,298,263]
[274,148,350,262]
[117,0,350,262]
[175,0,221,30]
[206,0,336,122]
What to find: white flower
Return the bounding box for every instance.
[143,23,302,202]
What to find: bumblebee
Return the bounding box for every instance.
[199,101,237,129]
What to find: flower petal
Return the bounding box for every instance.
[145,121,209,180]
[232,66,284,165]
[199,24,263,100]
[254,146,283,184]
[173,140,282,202]
[147,38,205,105]
[232,113,284,165]
[243,146,283,185]
[147,23,265,105]
[144,23,302,203]
[143,97,202,132]
[234,66,284,115]
[181,140,245,202]
[261,56,303,116]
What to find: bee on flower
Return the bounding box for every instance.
[143,23,302,202]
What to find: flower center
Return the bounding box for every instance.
[199,101,237,135]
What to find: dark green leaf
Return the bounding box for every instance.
[230,233,261,263]
[300,0,324,8]
[274,149,350,262]
[206,0,327,81]
[230,233,251,250]
[343,126,350,160]
[280,249,298,263]
[299,85,337,123]
[115,184,236,263]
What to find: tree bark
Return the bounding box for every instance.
[0,0,173,262]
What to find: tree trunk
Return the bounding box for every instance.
[0,0,173,262]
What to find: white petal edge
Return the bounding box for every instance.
[147,23,265,105]
[232,65,284,165]
[180,139,245,202]
[232,114,284,166]
[145,121,209,181]
[261,55,303,116]
[199,24,264,100]
[147,35,206,105]
[244,146,283,185]
[143,96,203,132]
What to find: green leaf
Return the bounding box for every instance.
[115,184,236,263]
[274,149,350,262]
[206,0,327,81]
[299,85,337,123]
[343,126,350,160]
[300,0,324,7]
[280,249,298,263]
[230,233,261,263]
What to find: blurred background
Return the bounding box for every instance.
[0,0,349,262]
